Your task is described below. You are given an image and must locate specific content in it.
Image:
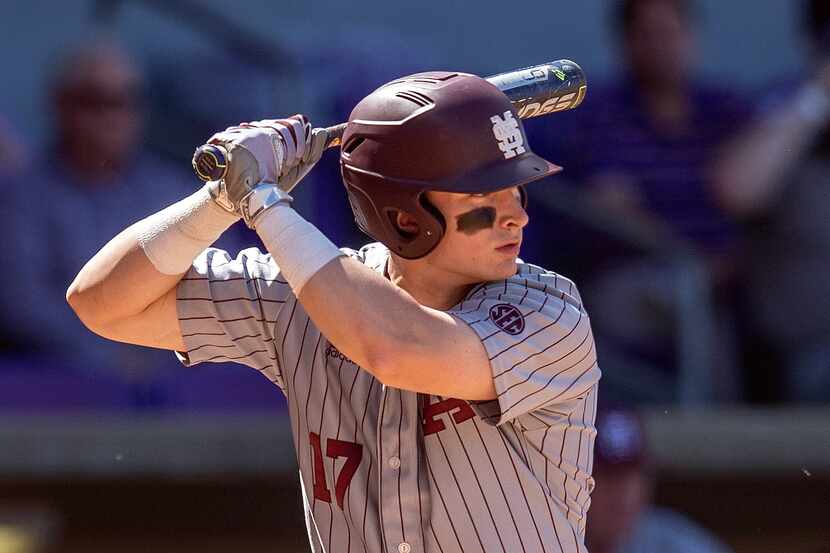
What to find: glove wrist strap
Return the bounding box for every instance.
[241,184,294,228]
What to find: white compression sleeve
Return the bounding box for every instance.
[137,184,239,275]
[253,204,344,295]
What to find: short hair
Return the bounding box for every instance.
[803,0,830,46]
[613,0,696,36]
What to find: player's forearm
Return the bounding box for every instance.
[712,84,830,217]
[67,223,185,329]
[68,186,238,329]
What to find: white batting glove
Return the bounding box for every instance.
[205,115,329,226]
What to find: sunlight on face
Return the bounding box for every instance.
[423,187,529,283]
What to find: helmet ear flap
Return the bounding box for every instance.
[418,193,446,235]
[381,193,444,259]
[342,165,446,259]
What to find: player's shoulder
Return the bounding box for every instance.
[456,260,584,314]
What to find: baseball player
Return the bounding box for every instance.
[68,72,601,553]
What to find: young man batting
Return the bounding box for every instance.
[68,71,601,553]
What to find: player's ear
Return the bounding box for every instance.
[393,209,420,237]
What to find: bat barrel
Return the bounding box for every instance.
[487,59,586,119]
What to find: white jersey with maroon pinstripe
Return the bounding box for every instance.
[177,242,600,553]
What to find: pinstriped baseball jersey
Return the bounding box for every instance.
[176,242,600,553]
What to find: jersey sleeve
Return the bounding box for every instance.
[450,266,601,425]
[175,247,294,388]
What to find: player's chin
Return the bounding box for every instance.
[487,257,519,281]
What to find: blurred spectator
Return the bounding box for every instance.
[712,0,830,402]
[587,408,733,553]
[0,115,28,177]
[0,38,199,380]
[527,0,754,403]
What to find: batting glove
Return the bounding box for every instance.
[205,115,329,226]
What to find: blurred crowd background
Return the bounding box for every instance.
[1,0,829,552]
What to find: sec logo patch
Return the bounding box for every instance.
[489,303,525,335]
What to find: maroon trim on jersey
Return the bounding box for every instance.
[361,452,374,550]
[359,378,375,551]
[196,349,269,362]
[344,359,364,551]
[377,389,390,552]
[429,524,447,553]
[208,314,277,324]
[332,356,348,548]
[414,408,427,551]
[315,339,335,553]
[184,343,236,354]
[179,296,287,304]
[396,392,406,546]
[180,331,225,337]
[178,315,216,321]
[231,333,272,343]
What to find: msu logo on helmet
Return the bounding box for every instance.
[490,111,526,159]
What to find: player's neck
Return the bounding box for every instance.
[386,255,473,311]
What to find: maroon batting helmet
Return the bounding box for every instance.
[339,71,562,259]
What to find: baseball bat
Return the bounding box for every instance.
[192,59,587,182]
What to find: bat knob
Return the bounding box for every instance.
[192,144,228,182]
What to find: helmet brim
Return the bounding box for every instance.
[427,152,563,194]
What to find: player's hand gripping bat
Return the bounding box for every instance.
[191,59,587,182]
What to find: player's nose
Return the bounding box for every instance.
[499,187,529,230]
